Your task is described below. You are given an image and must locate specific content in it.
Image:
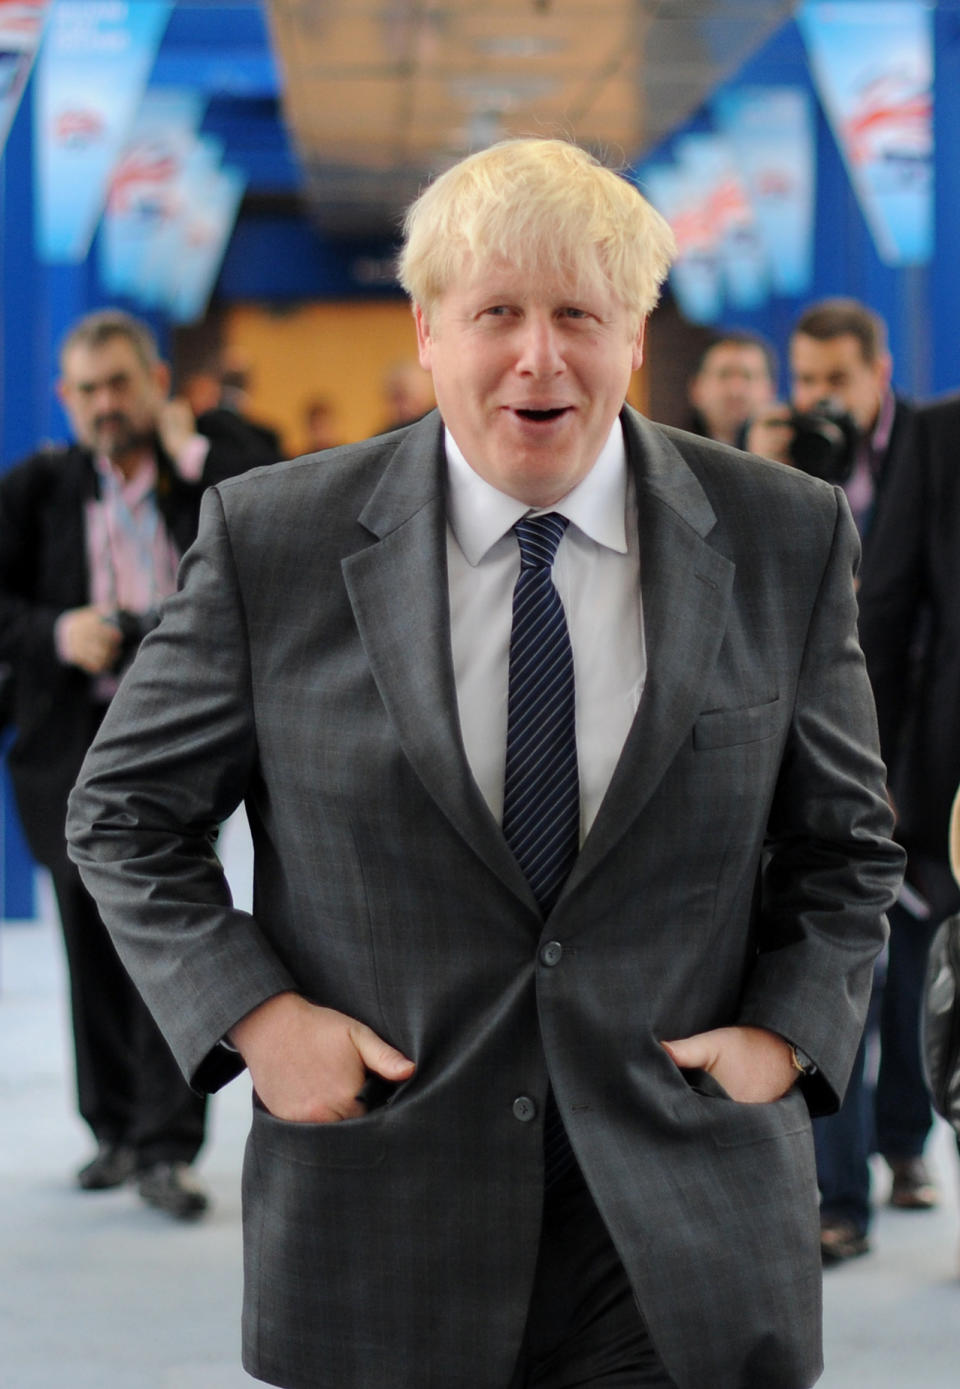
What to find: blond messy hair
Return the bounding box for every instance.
[398,138,676,328]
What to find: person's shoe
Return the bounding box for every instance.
[887,1156,939,1210]
[137,1162,210,1221]
[820,1218,870,1265]
[76,1142,136,1191]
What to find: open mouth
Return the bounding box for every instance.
[514,407,569,422]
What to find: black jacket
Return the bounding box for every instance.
[0,428,273,865]
[858,392,960,919]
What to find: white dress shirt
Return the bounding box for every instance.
[445,419,646,842]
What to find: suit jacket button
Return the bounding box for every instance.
[540,940,563,966]
[512,1096,537,1123]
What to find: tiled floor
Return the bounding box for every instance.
[1,811,957,1387]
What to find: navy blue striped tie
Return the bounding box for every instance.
[502,513,580,1192]
[502,513,580,912]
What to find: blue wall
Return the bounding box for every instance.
[643,11,960,400]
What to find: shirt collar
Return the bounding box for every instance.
[445,417,629,566]
[94,449,158,507]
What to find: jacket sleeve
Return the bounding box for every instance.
[66,485,297,1092]
[856,417,929,774]
[739,487,904,1113]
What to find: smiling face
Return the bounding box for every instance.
[415,259,645,507]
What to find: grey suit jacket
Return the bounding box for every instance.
[67,408,903,1389]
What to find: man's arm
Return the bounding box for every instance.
[67,483,410,1113]
[673,486,903,1112]
[67,485,289,1089]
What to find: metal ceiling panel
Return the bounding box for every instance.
[267,0,797,235]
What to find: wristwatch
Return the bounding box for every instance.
[789,1044,818,1077]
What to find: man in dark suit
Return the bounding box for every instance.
[0,309,276,1218]
[858,387,960,1153]
[746,298,915,557]
[748,299,932,1260]
[67,141,902,1387]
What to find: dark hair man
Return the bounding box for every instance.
[750,297,937,1261]
[0,309,275,1218]
[67,142,901,1388]
[686,329,777,447]
[746,298,911,547]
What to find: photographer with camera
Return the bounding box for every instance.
[746,299,913,548]
[751,298,940,1263]
[0,309,275,1219]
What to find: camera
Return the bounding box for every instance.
[111,608,161,674]
[787,399,859,486]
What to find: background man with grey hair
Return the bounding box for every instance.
[68,142,901,1388]
[0,309,276,1219]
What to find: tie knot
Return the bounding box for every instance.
[514,513,569,572]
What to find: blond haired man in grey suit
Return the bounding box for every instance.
[68,139,903,1389]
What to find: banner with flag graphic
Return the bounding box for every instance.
[674,133,768,311]
[640,163,723,324]
[713,85,816,297]
[0,1,48,156]
[33,0,172,262]
[99,87,205,299]
[166,162,246,323]
[797,1,932,265]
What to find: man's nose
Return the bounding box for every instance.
[515,316,564,376]
[92,384,122,413]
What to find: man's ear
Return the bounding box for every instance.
[414,304,433,371]
[631,319,647,373]
[152,360,172,399]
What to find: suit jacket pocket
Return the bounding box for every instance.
[674,1072,810,1149]
[693,696,781,750]
[252,1094,386,1170]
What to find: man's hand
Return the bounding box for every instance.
[229,992,415,1123]
[156,396,199,462]
[662,1025,797,1104]
[745,404,794,465]
[56,605,122,674]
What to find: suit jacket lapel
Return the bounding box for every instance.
[341,415,537,911]
[342,410,735,915]
[565,411,735,898]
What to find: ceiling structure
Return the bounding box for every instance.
[266,0,798,235]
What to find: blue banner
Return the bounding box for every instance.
[0,2,49,156]
[33,0,172,262]
[134,134,223,310]
[798,2,933,265]
[640,164,723,325]
[167,162,246,323]
[674,133,769,312]
[99,87,205,298]
[713,86,816,298]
